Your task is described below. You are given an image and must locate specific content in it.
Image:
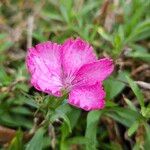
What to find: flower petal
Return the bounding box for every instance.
[68,82,105,111]
[26,41,63,96]
[73,58,114,87]
[61,38,97,79]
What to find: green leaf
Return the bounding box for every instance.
[127,120,139,136]
[113,33,123,56]
[106,107,140,127]
[61,107,81,140]
[80,1,100,16]
[0,67,13,85]
[85,110,103,150]
[50,110,71,133]
[0,113,32,129]
[97,27,112,42]
[126,19,150,42]
[141,106,150,118]
[26,128,45,150]
[60,107,81,149]
[41,11,63,21]
[133,143,141,150]
[67,136,88,145]
[33,31,47,42]
[67,107,81,129]
[110,142,123,150]
[144,124,150,149]
[8,130,23,150]
[60,5,70,23]
[0,41,13,52]
[104,71,126,100]
[128,51,150,62]
[0,33,8,40]
[21,91,38,108]
[124,98,137,111]
[124,0,148,39]
[127,44,150,62]
[126,75,145,108]
[11,107,31,116]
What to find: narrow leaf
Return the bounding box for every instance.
[26,128,45,150]
[126,75,144,107]
[127,120,139,136]
[85,110,103,150]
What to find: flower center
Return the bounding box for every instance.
[62,74,76,91]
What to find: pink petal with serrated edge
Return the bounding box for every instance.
[26,41,63,96]
[61,38,97,83]
[68,82,105,111]
[73,58,114,87]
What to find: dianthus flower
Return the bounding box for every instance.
[26,38,114,111]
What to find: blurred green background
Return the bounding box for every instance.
[0,0,150,150]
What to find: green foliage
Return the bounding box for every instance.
[104,71,126,100]
[126,75,145,108]
[26,128,45,150]
[0,0,150,149]
[8,130,24,150]
[144,124,150,149]
[124,98,137,111]
[85,110,103,150]
[106,107,140,127]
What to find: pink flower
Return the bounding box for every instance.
[26,37,114,111]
